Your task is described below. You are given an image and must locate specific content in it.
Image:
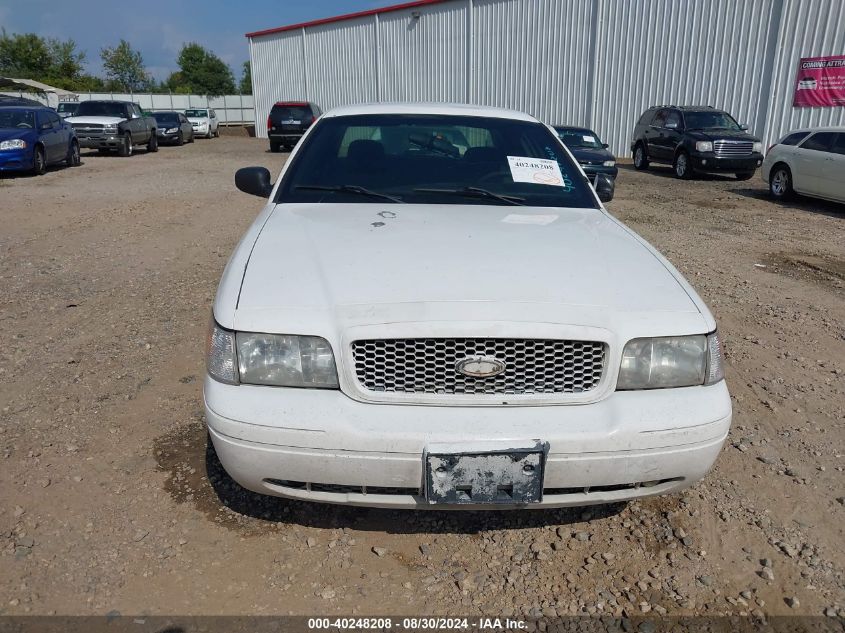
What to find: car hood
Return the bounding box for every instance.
[233,204,702,332]
[65,116,126,125]
[0,128,34,142]
[567,147,615,163]
[687,129,760,142]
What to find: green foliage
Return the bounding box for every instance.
[100,39,150,92]
[239,61,252,95]
[169,42,235,97]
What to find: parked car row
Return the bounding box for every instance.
[0,100,223,175]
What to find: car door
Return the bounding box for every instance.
[822,133,845,201]
[662,110,684,157]
[128,104,144,139]
[646,109,669,161]
[179,113,190,138]
[48,111,69,161]
[792,132,837,196]
[209,109,218,131]
[37,111,63,163]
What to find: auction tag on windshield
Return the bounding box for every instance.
[583,135,596,143]
[507,156,565,187]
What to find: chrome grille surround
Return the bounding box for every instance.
[351,338,606,398]
[713,139,753,157]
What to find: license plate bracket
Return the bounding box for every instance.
[425,443,546,505]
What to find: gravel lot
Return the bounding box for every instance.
[0,136,843,618]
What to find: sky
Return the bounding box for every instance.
[0,0,388,81]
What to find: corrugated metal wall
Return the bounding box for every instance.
[249,0,845,153]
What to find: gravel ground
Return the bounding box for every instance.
[0,137,843,618]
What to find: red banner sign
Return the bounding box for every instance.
[793,55,845,107]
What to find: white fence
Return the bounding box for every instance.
[1,91,255,125]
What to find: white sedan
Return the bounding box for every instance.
[205,103,731,509]
[762,127,845,204]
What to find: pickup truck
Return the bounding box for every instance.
[66,101,158,156]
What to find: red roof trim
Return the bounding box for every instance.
[245,0,453,38]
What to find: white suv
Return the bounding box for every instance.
[185,108,219,138]
[762,127,845,204]
[206,103,731,509]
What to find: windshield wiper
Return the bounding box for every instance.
[413,186,525,206]
[295,184,401,203]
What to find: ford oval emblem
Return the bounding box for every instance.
[455,355,506,378]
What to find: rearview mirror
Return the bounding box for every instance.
[235,166,273,198]
[592,173,615,203]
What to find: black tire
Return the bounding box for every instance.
[673,150,693,179]
[66,140,81,167]
[633,143,649,170]
[32,145,46,175]
[118,134,133,157]
[270,141,281,153]
[213,127,220,138]
[735,171,754,181]
[176,132,184,146]
[769,164,794,200]
[147,133,158,153]
[189,131,195,143]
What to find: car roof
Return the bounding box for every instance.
[0,105,48,111]
[273,101,310,106]
[152,110,180,114]
[322,102,537,122]
[791,126,845,133]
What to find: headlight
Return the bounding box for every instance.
[237,332,338,388]
[695,141,713,153]
[206,320,237,384]
[752,142,763,153]
[617,332,724,390]
[165,127,178,134]
[0,139,26,150]
[206,320,338,388]
[603,160,616,167]
[103,125,118,134]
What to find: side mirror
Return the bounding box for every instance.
[592,173,615,203]
[602,143,609,149]
[235,166,273,198]
[740,124,749,131]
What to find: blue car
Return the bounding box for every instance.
[0,106,81,175]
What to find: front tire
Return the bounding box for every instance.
[176,132,184,146]
[769,164,793,200]
[66,140,81,167]
[32,146,46,175]
[674,151,693,179]
[118,134,133,157]
[147,133,158,153]
[633,143,649,170]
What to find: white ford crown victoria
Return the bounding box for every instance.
[205,103,731,509]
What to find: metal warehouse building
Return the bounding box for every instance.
[246,0,845,154]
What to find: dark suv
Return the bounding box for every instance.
[630,106,763,180]
[267,101,322,153]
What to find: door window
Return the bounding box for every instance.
[664,111,682,130]
[651,110,667,127]
[780,131,811,146]
[830,133,845,156]
[47,112,61,127]
[800,132,836,152]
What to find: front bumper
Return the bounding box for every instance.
[204,376,731,509]
[690,153,763,173]
[75,133,123,149]
[0,148,33,171]
[581,164,619,179]
[157,130,182,142]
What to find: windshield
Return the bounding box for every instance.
[0,110,35,129]
[153,112,178,123]
[57,103,78,114]
[555,128,604,149]
[277,114,598,208]
[185,109,207,118]
[272,105,310,120]
[684,111,742,131]
[76,102,127,118]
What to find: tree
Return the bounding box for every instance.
[172,43,235,96]
[47,38,86,80]
[100,39,149,91]
[0,30,52,78]
[239,60,252,94]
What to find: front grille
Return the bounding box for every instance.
[713,140,753,157]
[71,123,103,130]
[351,338,606,396]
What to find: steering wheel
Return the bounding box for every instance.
[16,122,32,129]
